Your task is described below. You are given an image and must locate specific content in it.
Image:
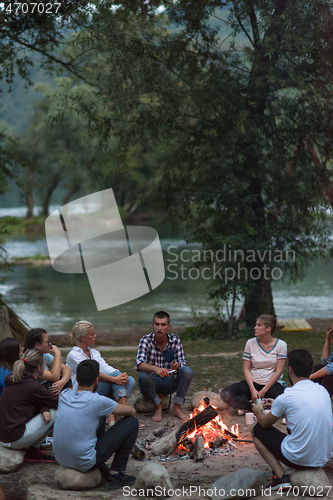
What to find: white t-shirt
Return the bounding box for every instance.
[66,346,116,391]
[243,337,287,385]
[53,389,117,471]
[271,379,333,467]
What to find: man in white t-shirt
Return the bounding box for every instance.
[252,349,332,491]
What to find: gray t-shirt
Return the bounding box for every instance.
[53,389,116,471]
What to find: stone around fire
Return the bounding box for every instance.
[0,444,24,473]
[210,468,266,499]
[191,391,228,410]
[54,467,101,490]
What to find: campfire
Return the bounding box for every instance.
[180,399,239,453]
[151,398,240,461]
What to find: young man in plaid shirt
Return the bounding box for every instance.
[136,311,193,422]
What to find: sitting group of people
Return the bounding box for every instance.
[220,314,333,490]
[0,311,332,491]
[0,311,193,489]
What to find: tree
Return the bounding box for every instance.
[50,1,333,325]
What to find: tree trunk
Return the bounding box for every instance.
[41,174,60,216]
[245,275,275,328]
[62,185,80,207]
[25,170,34,218]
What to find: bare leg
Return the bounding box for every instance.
[253,436,285,477]
[172,403,188,422]
[152,403,162,422]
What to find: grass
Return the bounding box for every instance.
[96,330,326,398]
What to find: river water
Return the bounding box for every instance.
[0,207,332,334]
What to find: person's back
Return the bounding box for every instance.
[53,389,116,471]
[53,359,138,490]
[272,379,332,467]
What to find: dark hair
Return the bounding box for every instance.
[153,311,170,324]
[0,338,21,371]
[288,349,313,378]
[24,328,47,351]
[77,360,99,387]
[256,315,284,335]
[12,349,44,383]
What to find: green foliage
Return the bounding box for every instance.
[49,1,333,324]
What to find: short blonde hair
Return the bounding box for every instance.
[69,321,94,345]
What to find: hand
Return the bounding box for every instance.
[171,360,180,371]
[250,388,259,401]
[49,344,60,354]
[263,398,274,409]
[258,388,267,399]
[42,411,52,425]
[49,380,64,394]
[326,327,333,341]
[114,374,127,385]
[252,401,264,415]
[155,367,169,378]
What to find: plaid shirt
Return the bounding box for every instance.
[135,332,187,371]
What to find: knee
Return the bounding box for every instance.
[127,376,136,388]
[220,389,231,404]
[179,366,193,381]
[138,371,152,388]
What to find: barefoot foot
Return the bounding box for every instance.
[172,404,188,422]
[152,404,162,422]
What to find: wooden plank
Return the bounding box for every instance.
[280,319,312,332]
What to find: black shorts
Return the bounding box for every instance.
[253,423,306,471]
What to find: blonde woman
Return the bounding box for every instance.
[0,349,58,462]
[66,321,135,427]
[221,315,287,411]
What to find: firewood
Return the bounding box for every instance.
[131,444,146,460]
[208,436,228,449]
[193,435,205,462]
[151,405,218,456]
[223,428,238,440]
[0,475,28,500]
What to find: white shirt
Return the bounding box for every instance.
[66,346,116,391]
[271,379,333,466]
[243,337,287,385]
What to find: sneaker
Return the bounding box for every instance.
[238,410,245,416]
[24,447,56,463]
[105,472,136,490]
[266,474,292,491]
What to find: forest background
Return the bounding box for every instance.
[0,0,333,336]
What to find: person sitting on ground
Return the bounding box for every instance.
[66,321,135,428]
[0,337,21,396]
[220,315,287,412]
[24,328,72,394]
[252,349,333,490]
[53,359,138,490]
[309,325,333,397]
[0,349,58,463]
[136,310,193,423]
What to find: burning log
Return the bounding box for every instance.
[151,405,218,456]
[193,435,205,462]
[223,428,238,440]
[208,436,228,450]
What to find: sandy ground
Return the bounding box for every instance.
[8,386,332,500]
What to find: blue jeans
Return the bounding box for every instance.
[138,366,193,406]
[96,370,136,402]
